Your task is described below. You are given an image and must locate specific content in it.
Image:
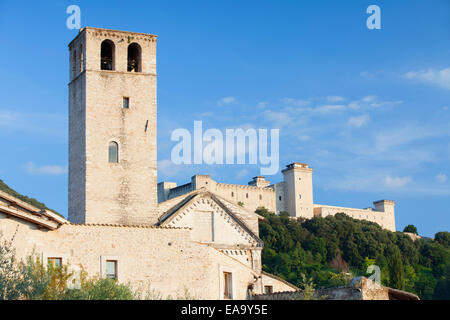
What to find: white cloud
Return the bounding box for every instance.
[281,98,310,107]
[24,162,67,175]
[325,96,345,102]
[257,102,269,108]
[158,159,182,178]
[314,104,347,114]
[374,125,447,152]
[360,71,376,79]
[436,173,447,183]
[218,96,237,106]
[236,168,249,179]
[348,96,402,110]
[262,110,292,128]
[0,111,66,138]
[404,67,450,90]
[361,96,377,103]
[347,115,369,127]
[383,175,412,188]
[297,135,311,141]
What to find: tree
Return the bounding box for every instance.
[388,247,404,290]
[435,232,450,247]
[0,231,24,300]
[403,225,418,235]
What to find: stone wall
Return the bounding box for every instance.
[253,278,396,300]
[313,203,396,232]
[163,175,278,215]
[0,213,260,300]
[259,272,298,294]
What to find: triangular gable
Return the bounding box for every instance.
[158,191,263,247]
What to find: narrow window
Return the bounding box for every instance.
[108,141,119,163]
[106,260,118,280]
[299,194,302,200]
[79,45,84,72]
[123,97,130,109]
[48,257,62,268]
[279,196,282,201]
[259,195,262,200]
[101,40,115,71]
[223,272,232,299]
[71,50,77,78]
[246,193,249,199]
[231,192,234,197]
[127,43,142,72]
[264,285,273,294]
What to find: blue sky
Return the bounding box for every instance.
[0,0,448,237]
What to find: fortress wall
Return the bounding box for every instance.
[167,183,194,200]
[213,183,277,214]
[164,175,279,215]
[313,204,395,232]
[0,214,259,299]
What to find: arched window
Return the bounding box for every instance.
[101,40,115,71]
[127,43,142,72]
[108,141,119,163]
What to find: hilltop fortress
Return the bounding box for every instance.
[159,162,396,232]
[0,27,395,300]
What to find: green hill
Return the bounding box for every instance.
[0,178,61,216]
[257,208,450,300]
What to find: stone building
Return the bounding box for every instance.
[159,162,397,232]
[0,27,298,299]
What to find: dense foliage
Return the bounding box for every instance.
[0,178,61,216]
[257,208,450,300]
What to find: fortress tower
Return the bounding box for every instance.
[282,163,314,219]
[68,27,158,225]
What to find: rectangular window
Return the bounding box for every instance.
[264,285,273,294]
[48,257,62,268]
[123,97,130,109]
[106,260,118,280]
[223,272,232,299]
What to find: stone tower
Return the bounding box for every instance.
[282,163,314,218]
[374,200,396,231]
[68,27,158,225]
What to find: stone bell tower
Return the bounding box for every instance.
[68,27,158,225]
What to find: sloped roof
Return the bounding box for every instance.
[0,190,68,230]
[157,189,264,247]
